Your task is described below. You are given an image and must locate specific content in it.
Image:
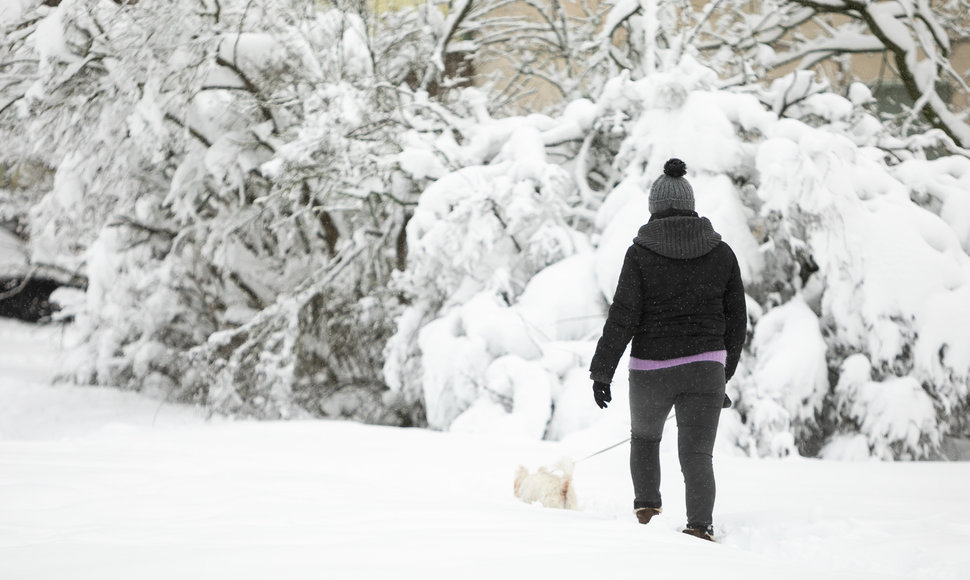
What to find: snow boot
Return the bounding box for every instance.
[682,524,715,541]
[634,507,662,524]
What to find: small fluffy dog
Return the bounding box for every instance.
[513,458,577,510]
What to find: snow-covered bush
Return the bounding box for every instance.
[386,49,970,459]
[0,0,476,423]
[383,110,601,430]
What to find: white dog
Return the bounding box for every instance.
[513,458,578,510]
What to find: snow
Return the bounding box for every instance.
[544,361,603,440]
[459,291,543,360]
[313,9,372,78]
[894,157,970,253]
[398,145,446,181]
[838,373,939,460]
[27,156,88,270]
[767,71,827,116]
[515,252,604,342]
[847,82,874,106]
[798,92,854,122]
[31,5,76,68]
[594,190,650,299]
[745,297,829,434]
[867,5,915,61]
[2,319,970,579]
[830,355,939,460]
[417,309,492,428]
[0,226,28,277]
[818,197,967,336]
[913,285,970,398]
[541,98,598,145]
[626,90,749,174]
[452,355,555,439]
[819,432,872,461]
[430,0,472,74]
[691,172,763,284]
[216,33,281,74]
[0,321,206,442]
[600,0,640,41]
[0,0,31,27]
[744,109,970,455]
[126,80,168,159]
[496,126,548,183]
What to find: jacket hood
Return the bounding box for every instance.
[634,211,722,259]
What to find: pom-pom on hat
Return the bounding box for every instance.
[649,158,694,213]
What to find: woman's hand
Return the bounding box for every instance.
[593,381,612,409]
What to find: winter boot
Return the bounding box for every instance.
[634,507,662,525]
[682,524,715,541]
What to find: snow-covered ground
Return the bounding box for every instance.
[2,318,969,580]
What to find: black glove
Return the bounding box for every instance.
[722,393,732,409]
[593,381,612,409]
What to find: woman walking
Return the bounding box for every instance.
[589,158,747,542]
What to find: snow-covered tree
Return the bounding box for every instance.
[5,0,970,459]
[384,43,970,459]
[599,0,970,150]
[0,0,479,423]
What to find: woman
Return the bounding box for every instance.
[589,158,747,542]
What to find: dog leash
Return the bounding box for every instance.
[576,437,631,463]
[575,412,676,463]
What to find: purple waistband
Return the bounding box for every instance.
[629,350,727,371]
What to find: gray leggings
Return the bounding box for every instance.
[628,362,725,527]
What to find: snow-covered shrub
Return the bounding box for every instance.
[383,111,600,430]
[750,99,970,457]
[736,298,828,456]
[828,353,940,460]
[1,0,472,424]
[387,51,970,459]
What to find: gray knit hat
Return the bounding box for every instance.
[649,158,694,213]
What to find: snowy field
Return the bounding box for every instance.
[2,318,969,580]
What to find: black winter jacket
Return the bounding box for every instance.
[589,210,747,384]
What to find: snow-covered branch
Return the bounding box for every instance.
[765,31,886,70]
[781,0,970,147]
[423,0,474,89]
[214,54,277,131]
